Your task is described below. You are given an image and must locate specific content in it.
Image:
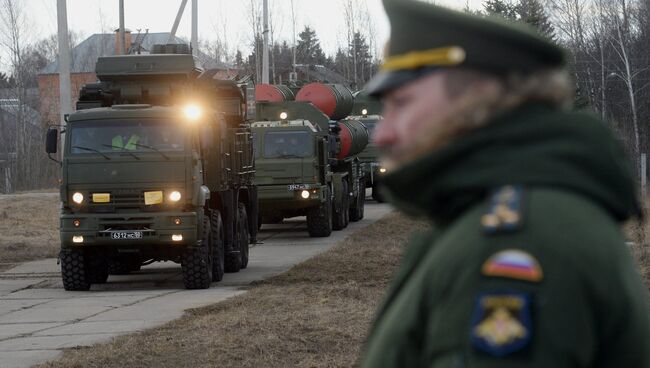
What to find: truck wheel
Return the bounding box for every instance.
[211,211,225,282]
[238,203,250,269]
[307,187,332,237]
[87,255,109,284]
[372,182,385,203]
[343,181,350,228]
[350,180,365,222]
[225,212,242,273]
[60,250,91,291]
[181,214,213,289]
[333,182,347,231]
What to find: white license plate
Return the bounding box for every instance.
[288,184,308,191]
[110,231,143,240]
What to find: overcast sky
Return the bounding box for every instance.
[22,0,483,60]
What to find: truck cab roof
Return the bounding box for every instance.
[68,105,186,122]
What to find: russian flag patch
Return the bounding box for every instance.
[482,249,543,283]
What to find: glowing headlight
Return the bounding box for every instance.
[183,104,202,121]
[172,234,183,242]
[169,191,182,202]
[72,192,84,204]
[300,190,310,199]
[361,108,368,115]
[72,235,84,243]
[280,112,288,120]
[379,168,387,173]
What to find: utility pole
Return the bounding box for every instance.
[191,0,198,55]
[57,0,72,154]
[262,0,270,84]
[119,0,126,54]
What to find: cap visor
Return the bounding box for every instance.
[364,67,440,97]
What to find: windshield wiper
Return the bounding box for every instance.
[276,154,304,159]
[101,144,141,160]
[72,146,111,160]
[134,143,170,160]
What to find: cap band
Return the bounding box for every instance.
[381,46,466,71]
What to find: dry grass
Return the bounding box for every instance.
[37,213,428,368]
[0,192,60,271]
[625,199,650,289]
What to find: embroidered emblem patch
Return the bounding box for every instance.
[482,185,524,234]
[482,249,543,282]
[471,292,532,356]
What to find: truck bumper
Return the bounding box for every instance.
[257,184,325,211]
[60,211,199,249]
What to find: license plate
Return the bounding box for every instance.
[288,184,308,191]
[110,231,143,240]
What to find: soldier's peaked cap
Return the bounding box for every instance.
[365,0,567,97]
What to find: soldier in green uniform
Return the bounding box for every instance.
[360,1,650,367]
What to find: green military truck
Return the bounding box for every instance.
[45,44,257,290]
[351,91,385,202]
[252,93,368,237]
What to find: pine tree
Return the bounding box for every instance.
[516,0,556,40]
[483,0,517,20]
[296,26,327,66]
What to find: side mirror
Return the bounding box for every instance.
[45,129,58,154]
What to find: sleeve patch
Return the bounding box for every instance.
[471,292,532,356]
[481,249,543,283]
[482,185,524,234]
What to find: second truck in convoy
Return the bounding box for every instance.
[252,83,369,237]
[46,44,258,290]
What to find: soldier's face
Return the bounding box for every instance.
[374,72,454,168]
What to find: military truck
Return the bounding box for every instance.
[351,91,385,202]
[252,83,368,237]
[45,44,257,290]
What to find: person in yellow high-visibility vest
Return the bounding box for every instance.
[112,134,140,150]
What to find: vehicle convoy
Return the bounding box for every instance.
[45,44,258,291]
[351,91,385,202]
[252,83,368,237]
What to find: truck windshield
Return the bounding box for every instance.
[69,120,186,154]
[263,131,313,158]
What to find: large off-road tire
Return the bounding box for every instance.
[211,211,225,282]
[61,250,91,291]
[87,255,109,284]
[334,181,350,230]
[307,187,333,237]
[237,204,250,269]
[225,209,242,273]
[333,183,346,231]
[372,182,385,203]
[181,214,213,289]
[350,180,365,222]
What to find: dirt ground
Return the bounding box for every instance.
[0,191,59,271]
[37,213,428,368]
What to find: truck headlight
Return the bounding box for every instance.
[300,190,310,199]
[379,168,387,173]
[169,191,182,202]
[72,192,84,204]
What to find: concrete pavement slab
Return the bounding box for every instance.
[0,350,61,368]
[0,322,64,340]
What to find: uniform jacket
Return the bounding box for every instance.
[361,103,650,368]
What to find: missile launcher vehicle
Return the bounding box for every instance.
[46,44,258,290]
[351,90,385,202]
[252,83,368,237]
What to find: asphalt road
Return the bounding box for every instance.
[0,201,392,368]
